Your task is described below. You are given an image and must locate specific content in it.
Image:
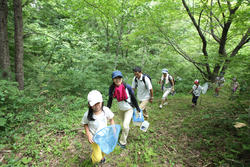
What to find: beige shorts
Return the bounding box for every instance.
[139,100,149,111]
[162,88,171,99]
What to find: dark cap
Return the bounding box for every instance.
[133,66,142,72]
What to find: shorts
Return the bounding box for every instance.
[162,87,171,99]
[139,100,149,111]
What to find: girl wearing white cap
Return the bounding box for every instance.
[81,90,115,164]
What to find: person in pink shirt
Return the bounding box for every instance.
[107,71,140,149]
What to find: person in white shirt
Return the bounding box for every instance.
[82,90,115,164]
[159,68,175,109]
[189,79,202,107]
[132,67,153,119]
[214,72,225,96]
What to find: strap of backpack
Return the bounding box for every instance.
[135,75,147,89]
[123,83,135,108]
[168,75,174,86]
[134,77,138,88]
[142,75,148,89]
[125,83,140,111]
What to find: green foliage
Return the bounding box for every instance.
[180,95,250,166]
[21,157,32,165]
[0,80,40,129]
[0,80,46,159]
[1,86,249,166]
[1,0,249,166]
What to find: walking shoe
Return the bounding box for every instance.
[143,111,149,118]
[118,142,126,149]
[159,104,162,109]
[100,157,106,164]
[163,102,168,106]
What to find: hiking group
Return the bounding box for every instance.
[81,66,178,164]
[80,67,233,165]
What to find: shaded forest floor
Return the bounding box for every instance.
[0,91,249,167]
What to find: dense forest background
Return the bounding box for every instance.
[0,0,249,166]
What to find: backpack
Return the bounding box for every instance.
[134,74,152,89]
[169,75,175,86]
[162,74,175,86]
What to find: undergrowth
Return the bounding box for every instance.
[0,87,249,166]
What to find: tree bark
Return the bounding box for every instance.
[0,0,10,79]
[14,0,24,90]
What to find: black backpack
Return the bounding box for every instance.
[135,74,152,89]
[162,74,175,86]
[169,75,175,86]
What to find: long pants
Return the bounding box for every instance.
[119,108,133,145]
[91,143,105,164]
[192,95,199,105]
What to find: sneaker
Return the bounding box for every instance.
[100,157,106,164]
[163,102,168,106]
[143,111,149,118]
[159,104,162,109]
[118,142,126,149]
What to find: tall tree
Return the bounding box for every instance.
[13,0,24,89]
[0,0,10,79]
[181,0,249,81]
[148,0,249,82]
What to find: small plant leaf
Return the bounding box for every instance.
[0,118,7,126]
[21,157,32,164]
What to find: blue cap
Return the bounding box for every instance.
[112,70,123,79]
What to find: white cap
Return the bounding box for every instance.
[87,90,103,106]
[162,68,168,74]
[161,68,168,74]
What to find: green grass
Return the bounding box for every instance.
[0,90,249,166]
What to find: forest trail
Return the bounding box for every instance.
[1,92,247,167]
[76,92,238,167]
[1,0,249,166]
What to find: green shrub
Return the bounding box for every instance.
[0,80,44,142]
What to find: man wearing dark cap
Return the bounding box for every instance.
[132,67,153,119]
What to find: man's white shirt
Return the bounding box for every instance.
[132,75,152,101]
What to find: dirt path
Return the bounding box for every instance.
[1,93,246,166]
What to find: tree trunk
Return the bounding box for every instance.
[14,0,24,90]
[0,0,10,79]
[178,0,248,83]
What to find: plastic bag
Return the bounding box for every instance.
[201,82,208,94]
[93,124,121,154]
[133,108,144,122]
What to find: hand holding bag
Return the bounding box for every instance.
[132,108,144,122]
